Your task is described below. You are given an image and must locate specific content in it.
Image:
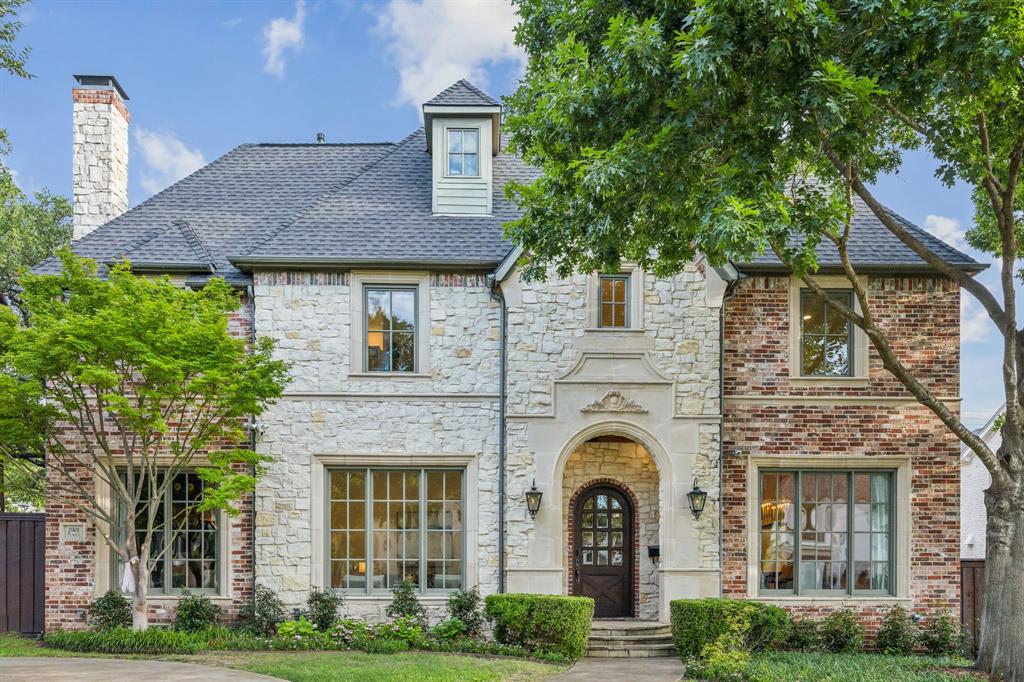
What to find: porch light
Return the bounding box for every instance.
[687,478,708,520]
[525,479,543,519]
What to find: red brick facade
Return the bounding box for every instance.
[44,296,255,630]
[722,275,961,632]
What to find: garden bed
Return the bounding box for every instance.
[736,652,984,682]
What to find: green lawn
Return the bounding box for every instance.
[740,652,984,682]
[0,634,566,681]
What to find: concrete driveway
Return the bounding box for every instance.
[0,657,282,681]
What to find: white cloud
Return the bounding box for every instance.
[961,293,993,344]
[923,214,966,248]
[223,17,243,28]
[376,0,525,108]
[133,128,206,196]
[262,1,306,77]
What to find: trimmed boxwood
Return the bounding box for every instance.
[45,627,207,655]
[484,593,594,660]
[670,598,790,661]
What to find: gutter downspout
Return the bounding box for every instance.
[486,275,507,593]
[245,284,258,613]
[718,274,743,597]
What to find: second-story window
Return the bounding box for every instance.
[599,274,630,328]
[366,287,417,372]
[800,289,853,377]
[446,128,479,177]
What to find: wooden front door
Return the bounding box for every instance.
[573,486,633,617]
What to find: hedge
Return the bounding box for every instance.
[44,627,207,655]
[670,598,790,661]
[484,593,594,660]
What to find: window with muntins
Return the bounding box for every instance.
[365,287,416,372]
[759,470,893,596]
[446,128,479,177]
[598,274,630,328]
[329,468,464,594]
[800,289,853,376]
[115,472,219,594]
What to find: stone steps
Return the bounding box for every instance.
[587,620,676,658]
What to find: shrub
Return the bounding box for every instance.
[174,590,221,632]
[273,616,330,650]
[239,584,286,636]
[430,618,468,641]
[819,609,863,653]
[87,590,132,631]
[202,626,270,651]
[306,586,345,631]
[669,598,790,661]
[786,617,820,652]
[875,606,919,655]
[921,610,965,656]
[354,636,409,654]
[484,593,594,660]
[45,627,205,655]
[446,586,484,638]
[326,618,371,648]
[687,613,751,681]
[373,615,424,646]
[387,580,427,627]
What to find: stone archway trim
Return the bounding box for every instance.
[566,477,641,619]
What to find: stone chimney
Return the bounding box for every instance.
[72,74,130,241]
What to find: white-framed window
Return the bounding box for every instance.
[598,274,630,328]
[446,128,480,177]
[759,469,893,597]
[114,471,221,594]
[365,286,417,373]
[328,468,465,594]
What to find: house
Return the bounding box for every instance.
[43,74,981,632]
[962,408,999,560]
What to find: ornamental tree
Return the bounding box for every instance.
[505,0,1022,676]
[0,252,289,628]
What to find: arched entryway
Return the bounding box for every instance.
[563,436,660,619]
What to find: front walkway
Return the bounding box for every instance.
[552,657,684,681]
[0,657,282,681]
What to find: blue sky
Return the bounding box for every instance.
[1,0,1003,427]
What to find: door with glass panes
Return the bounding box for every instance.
[572,485,633,617]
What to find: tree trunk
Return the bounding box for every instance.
[976,481,1024,680]
[130,559,149,630]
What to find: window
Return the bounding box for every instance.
[759,470,893,596]
[329,468,464,593]
[446,128,479,177]
[598,274,630,328]
[365,287,417,372]
[115,472,219,593]
[800,290,853,376]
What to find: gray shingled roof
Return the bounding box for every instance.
[424,79,499,107]
[233,129,539,267]
[37,80,983,284]
[739,198,982,272]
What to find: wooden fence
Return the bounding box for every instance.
[0,513,45,634]
[961,559,985,655]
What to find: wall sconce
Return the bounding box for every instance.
[687,478,708,520]
[525,479,543,519]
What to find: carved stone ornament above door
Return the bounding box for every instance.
[580,390,648,414]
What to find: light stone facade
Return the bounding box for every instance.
[72,88,129,240]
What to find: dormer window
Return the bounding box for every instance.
[446,128,479,177]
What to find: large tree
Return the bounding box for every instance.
[505,0,1022,677]
[0,252,290,628]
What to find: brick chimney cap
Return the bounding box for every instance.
[73,74,129,101]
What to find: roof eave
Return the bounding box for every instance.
[735,261,988,275]
[422,104,502,155]
[106,260,216,274]
[228,256,502,272]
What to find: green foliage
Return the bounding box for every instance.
[202,626,270,651]
[239,584,287,636]
[483,593,594,660]
[430,618,468,641]
[353,637,409,654]
[875,606,919,655]
[173,590,221,632]
[0,0,32,79]
[306,586,345,631]
[446,586,484,637]
[86,590,132,631]
[44,627,206,655]
[386,580,426,627]
[416,635,569,663]
[819,609,864,653]
[373,615,424,646]
[745,651,975,682]
[669,598,790,661]
[686,611,752,681]
[787,617,821,652]
[326,618,371,648]
[506,0,1024,282]
[920,610,965,656]
[273,616,327,650]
